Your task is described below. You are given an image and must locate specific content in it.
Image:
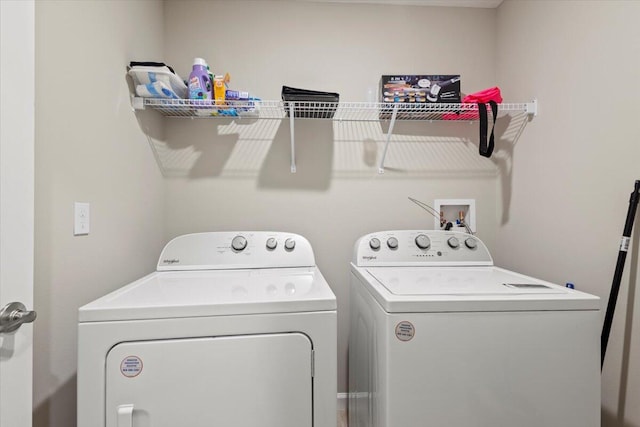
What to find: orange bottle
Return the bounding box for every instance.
[214,75,226,105]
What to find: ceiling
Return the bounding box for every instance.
[291,0,504,8]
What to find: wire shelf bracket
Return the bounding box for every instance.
[289,103,296,173]
[378,104,399,174]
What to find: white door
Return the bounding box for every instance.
[0,1,36,426]
[106,333,313,427]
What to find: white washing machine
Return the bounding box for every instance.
[78,231,336,427]
[349,230,601,427]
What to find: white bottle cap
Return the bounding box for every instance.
[193,57,207,66]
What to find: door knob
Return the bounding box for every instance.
[0,302,37,333]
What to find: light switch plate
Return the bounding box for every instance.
[74,202,90,236]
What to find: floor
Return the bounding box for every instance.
[338,409,348,427]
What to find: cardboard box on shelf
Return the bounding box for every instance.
[380,75,461,104]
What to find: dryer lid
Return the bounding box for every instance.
[78,267,336,322]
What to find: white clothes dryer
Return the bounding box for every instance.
[78,231,336,427]
[349,230,600,427]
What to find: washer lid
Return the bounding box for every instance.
[78,267,336,322]
[356,266,600,312]
[368,267,567,296]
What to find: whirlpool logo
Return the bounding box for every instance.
[362,255,377,261]
[163,259,180,264]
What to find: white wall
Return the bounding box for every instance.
[33,1,165,426]
[162,0,502,394]
[495,1,640,426]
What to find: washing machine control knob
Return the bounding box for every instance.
[284,238,296,251]
[369,238,381,250]
[387,237,399,249]
[231,236,248,251]
[266,238,278,250]
[415,234,431,250]
[465,238,478,249]
[447,236,460,249]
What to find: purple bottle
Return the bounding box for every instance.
[188,58,212,100]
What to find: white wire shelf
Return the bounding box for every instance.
[132,97,537,173]
[134,98,536,121]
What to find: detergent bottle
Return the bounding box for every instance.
[188,58,212,100]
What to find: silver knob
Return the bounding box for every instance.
[387,237,399,249]
[415,234,431,250]
[0,302,37,333]
[231,235,247,251]
[284,238,296,251]
[266,238,278,250]
[465,238,477,249]
[369,238,381,250]
[447,236,460,249]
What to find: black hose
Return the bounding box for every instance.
[601,180,640,369]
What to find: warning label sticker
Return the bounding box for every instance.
[120,356,143,378]
[395,321,415,342]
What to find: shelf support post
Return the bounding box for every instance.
[378,104,399,173]
[289,102,296,173]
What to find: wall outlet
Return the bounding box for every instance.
[434,199,476,233]
[74,202,90,236]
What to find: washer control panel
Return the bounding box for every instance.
[158,232,315,271]
[353,230,493,267]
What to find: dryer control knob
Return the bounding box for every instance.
[369,238,381,250]
[387,237,399,249]
[232,235,248,251]
[465,238,478,249]
[415,234,431,250]
[447,236,460,249]
[284,238,296,251]
[266,238,278,250]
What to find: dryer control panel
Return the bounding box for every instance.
[353,230,493,267]
[158,232,315,271]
